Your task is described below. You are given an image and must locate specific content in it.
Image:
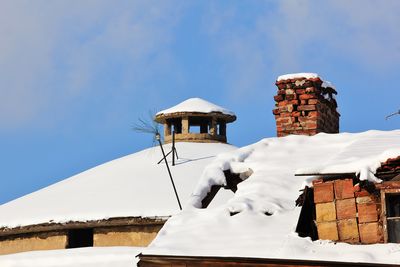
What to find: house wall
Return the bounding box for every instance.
[0,231,67,255]
[94,224,163,247]
[164,133,226,143]
[313,178,383,244]
[0,221,164,255]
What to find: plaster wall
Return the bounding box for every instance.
[94,225,163,247]
[0,231,67,255]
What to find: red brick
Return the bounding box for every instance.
[297,105,316,111]
[291,111,301,117]
[359,222,383,244]
[337,219,359,242]
[277,83,286,89]
[314,182,334,203]
[355,189,370,197]
[308,111,320,118]
[305,87,317,93]
[308,99,318,105]
[285,94,297,101]
[299,94,317,100]
[312,178,324,186]
[357,203,378,223]
[278,100,288,107]
[336,198,357,220]
[280,112,291,117]
[287,100,299,105]
[276,117,293,124]
[305,121,317,129]
[274,95,284,102]
[278,106,292,113]
[298,117,310,123]
[334,179,354,199]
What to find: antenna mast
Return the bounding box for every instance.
[155,133,182,210]
[133,114,182,211]
[386,110,400,120]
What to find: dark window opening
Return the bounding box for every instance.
[200,124,208,134]
[201,169,252,208]
[386,194,400,243]
[218,121,226,136]
[189,117,210,134]
[67,228,94,248]
[295,186,318,240]
[167,118,182,134]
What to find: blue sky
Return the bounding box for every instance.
[1,0,399,204]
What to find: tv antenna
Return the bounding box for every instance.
[133,114,182,210]
[386,110,400,120]
[157,131,179,166]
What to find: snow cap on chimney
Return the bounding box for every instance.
[273,73,340,137]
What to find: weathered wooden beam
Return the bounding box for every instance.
[0,216,167,237]
[137,254,400,267]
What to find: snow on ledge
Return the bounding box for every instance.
[277,73,337,91]
[156,98,235,116]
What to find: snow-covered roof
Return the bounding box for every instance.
[0,142,236,229]
[144,130,400,265]
[156,98,235,117]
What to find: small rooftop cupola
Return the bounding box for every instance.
[155,98,236,143]
[273,73,340,137]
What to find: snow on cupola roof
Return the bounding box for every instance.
[155,98,237,144]
[156,98,235,117]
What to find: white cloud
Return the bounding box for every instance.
[0,0,185,130]
[202,0,400,98]
[266,0,400,69]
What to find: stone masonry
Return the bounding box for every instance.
[313,178,384,244]
[273,76,340,137]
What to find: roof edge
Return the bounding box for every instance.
[0,216,168,237]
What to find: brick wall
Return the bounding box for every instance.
[313,178,383,244]
[273,76,340,137]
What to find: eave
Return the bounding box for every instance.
[0,216,168,237]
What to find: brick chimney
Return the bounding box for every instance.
[272,73,340,137]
